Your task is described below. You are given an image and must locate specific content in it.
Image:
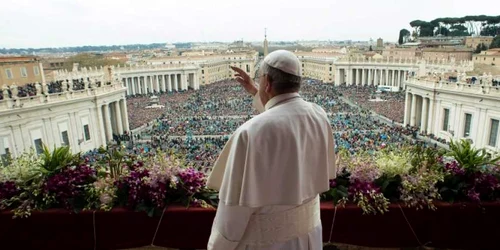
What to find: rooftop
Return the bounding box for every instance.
[0,56,39,63]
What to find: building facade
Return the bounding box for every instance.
[147,52,259,86]
[0,78,128,159]
[473,49,500,67]
[404,76,500,152]
[0,57,45,86]
[382,48,419,59]
[294,52,340,83]
[465,36,494,49]
[333,56,474,89]
[421,48,473,61]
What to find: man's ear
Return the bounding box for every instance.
[265,75,273,93]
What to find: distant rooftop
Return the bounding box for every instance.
[0,56,39,63]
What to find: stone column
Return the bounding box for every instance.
[392,70,396,87]
[11,126,25,156]
[148,76,153,93]
[385,69,389,85]
[361,69,367,85]
[69,112,80,150]
[120,99,130,133]
[427,98,435,134]
[103,104,113,142]
[42,118,55,148]
[137,77,141,94]
[158,75,164,92]
[181,73,187,90]
[154,75,160,92]
[367,69,372,85]
[421,97,428,133]
[96,105,106,146]
[166,75,172,92]
[114,101,123,135]
[357,69,361,85]
[129,78,134,95]
[173,74,178,91]
[194,72,200,90]
[395,71,399,88]
[140,77,145,94]
[410,94,417,126]
[335,69,341,86]
[404,92,410,125]
[374,69,378,85]
[124,78,130,96]
[347,68,352,85]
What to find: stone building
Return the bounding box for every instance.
[294,52,341,83]
[147,52,259,86]
[0,57,45,86]
[473,49,500,68]
[0,77,128,159]
[465,36,494,49]
[382,48,419,59]
[421,48,473,61]
[404,75,500,152]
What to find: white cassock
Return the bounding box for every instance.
[207,92,336,250]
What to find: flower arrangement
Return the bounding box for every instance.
[1,140,499,218]
[0,146,216,218]
[323,141,500,214]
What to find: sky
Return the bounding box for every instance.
[0,0,498,48]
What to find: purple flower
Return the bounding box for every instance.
[329,179,337,188]
[178,167,206,195]
[444,161,465,176]
[44,165,96,209]
[0,181,20,201]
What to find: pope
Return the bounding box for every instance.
[207,50,337,250]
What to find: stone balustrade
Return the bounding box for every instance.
[0,79,124,112]
[405,77,500,97]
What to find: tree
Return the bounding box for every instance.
[63,53,122,71]
[475,43,488,53]
[434,26,450,36]
[490,35,500,49]
[398,29,411,44]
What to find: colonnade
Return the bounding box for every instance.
[122,72,198,96]
[335,68,410,88]
[404,92,434,133]
[96,98,130,143]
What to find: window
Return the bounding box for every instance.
[20,67,28,77]
[34,138,44,155]
[463,113,472,137]
[5,69,13,79]
[0,137,10,166]
[488,119,499,147]
[61,131,70,146]
[84,124,91,141]
[33,66,40,75]
[442,108,450,131]
[246,65,250,73]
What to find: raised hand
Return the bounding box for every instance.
[231,66,258,96]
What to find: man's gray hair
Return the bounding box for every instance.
[260,62,301,93]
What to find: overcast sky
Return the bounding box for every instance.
[0,0,498,48]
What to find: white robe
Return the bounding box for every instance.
[207,92,336,250]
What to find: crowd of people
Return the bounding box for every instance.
[0,78,108,101]
[77,78,430,171]
[338,85,405,123]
